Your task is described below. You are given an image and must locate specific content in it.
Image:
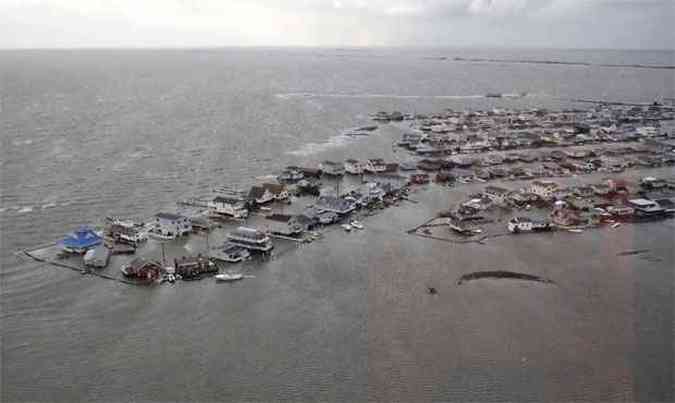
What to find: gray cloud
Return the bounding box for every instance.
[0,0,672,48]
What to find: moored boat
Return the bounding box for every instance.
[215,273,244,282]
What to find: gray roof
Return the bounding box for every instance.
[156,212,184,221]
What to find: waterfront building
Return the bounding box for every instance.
[507,217,551,233]
[83,245,111,268]
[59,226,103,254]
[248,186,275,205]
[227,227,273,252]
[320,160,345,176]
[483,186,510,205]
[211,243,251,263]
[265,214,305,236]
[120,258,163,280]
[365,158,387,173]
[174,255,216,278]
[262,183,289,200]
[627,199,668,220]
[344,159,364,175]
[208,196,249,219]
[316,196,357,215]
[108,223,147,245]
[153,213,192,239]
[529,180,559,200]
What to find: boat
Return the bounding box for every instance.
[341,224,352,232]
[567,229,584,233]
[612,222,622,229]
[350,220,364,230]
[259,206,272,212]
[215,273,244,282]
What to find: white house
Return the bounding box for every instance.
[344,159,364,175]
[153,213,192,239]
[507,217,551,233]
[208,196,249,219]
[262,183,289,200]
[248,186,275,205]
[365,158,387,173]
[529,180,559,200]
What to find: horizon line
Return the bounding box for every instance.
[1,45,673,52]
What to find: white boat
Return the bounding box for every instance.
[259,207,272,212]
[215,273,244,282]
[341,224,352,232]
[612,223,622,229]
[567,229,584,233]
[350,220,364,230]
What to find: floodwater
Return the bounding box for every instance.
[1,48,674,402]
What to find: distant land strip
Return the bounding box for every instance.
[428,56,675,70]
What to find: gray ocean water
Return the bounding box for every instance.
[1,48,674,402]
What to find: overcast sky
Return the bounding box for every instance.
[1,0,673,49]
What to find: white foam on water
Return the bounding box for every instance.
[18,206,34,214]
[276,92,486,100]
[286,134,353,157]
[12,139,34,147]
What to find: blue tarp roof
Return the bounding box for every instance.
[60,227,102,249]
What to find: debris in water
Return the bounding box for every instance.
[457,270,555,285]
[617,249,650,257]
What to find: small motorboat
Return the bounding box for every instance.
[612,223,622,229]
[350,220,364,230]
[215,273,244,282]
[567,229,584,233]
[341,224,352,232]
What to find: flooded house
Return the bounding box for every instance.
[483,186,510,205]
[551,207,583,227]
[248,186,275,205]
[507,217,551,233]
[627,199,669,220]
[174,255,216,279]
[344,159,364,175]
[277,166,304,183]
[365,158,387,173]
[227,227,274,252]
[316,196,357,215]
[152,213,192,239]
[59,226,103,254]
[264,214,305,236]
[108,223,147,246]
[410,173,430,185]
[83,244,111,269]
[528,180,559,200]
[120,258,163,281]
[262,183,289,201]
[320,160,345,176]
[211,243,250,263]
[208,196,249,219]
